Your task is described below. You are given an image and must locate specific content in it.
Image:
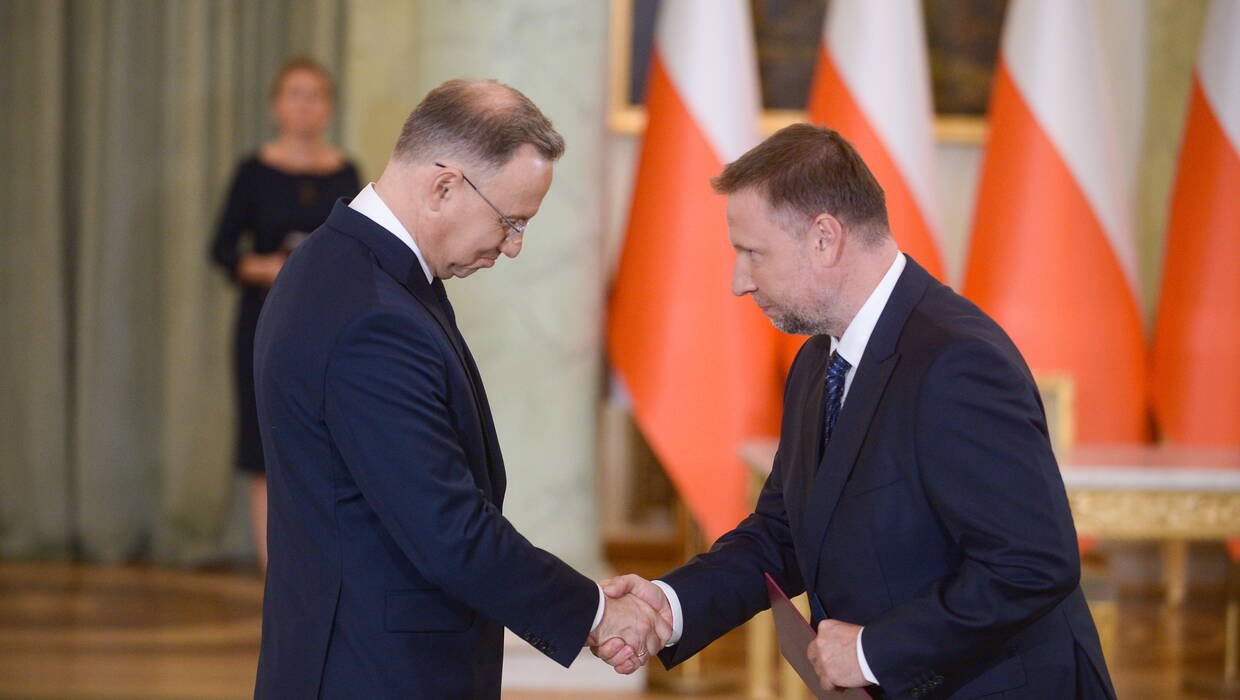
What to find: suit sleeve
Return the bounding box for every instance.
[656,355,809,668]
[323,310,599,667]
[861,339,1081,693]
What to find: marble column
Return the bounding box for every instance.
[340,0,610,576]
[339,0,421,179]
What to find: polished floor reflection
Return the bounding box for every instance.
[0,561,1228,699]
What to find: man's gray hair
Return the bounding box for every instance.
[393,78,565,170]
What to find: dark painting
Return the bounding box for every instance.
[624,0,1007,116]
[924,0,1008,115]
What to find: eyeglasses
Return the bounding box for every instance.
[434,162,526,239]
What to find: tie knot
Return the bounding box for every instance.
[821,351,851,455]
[827,352,851,379]
[430,277,449,302]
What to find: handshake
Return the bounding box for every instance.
[586,574,869,690]
[586,575,674,674]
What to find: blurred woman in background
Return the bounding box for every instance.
[210,57,360,571]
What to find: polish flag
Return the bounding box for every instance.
[963,0,1148,443]
[779,0,945,370]
[1151,0,1240,445]
[807,0,944,281]
[607,1,782,539]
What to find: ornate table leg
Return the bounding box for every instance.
[1184,558,1240,696]
[748,609,776,698]
[649,503,737,695]
[1164,540,1189,606]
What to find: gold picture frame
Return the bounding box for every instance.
[607,0,989,144]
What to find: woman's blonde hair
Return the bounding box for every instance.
[269,57,335,101]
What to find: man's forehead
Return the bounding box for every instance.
[493,153,551,191]
[726,188,771,224]
[502,144,550,172]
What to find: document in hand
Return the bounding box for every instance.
[765,572,869,699]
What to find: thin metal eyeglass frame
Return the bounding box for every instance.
[433,162,526,239]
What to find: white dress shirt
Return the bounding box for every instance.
[349,183,609,639]
[349,183,434,283]
[659,253,907,685]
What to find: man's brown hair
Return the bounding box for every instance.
[712,123,889,242]
[393,79,565,170]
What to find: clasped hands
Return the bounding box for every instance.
[590,575,868,691]
[587,574,673,674]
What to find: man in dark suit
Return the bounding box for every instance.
[253,79,665,699]
[595,124,1116,698]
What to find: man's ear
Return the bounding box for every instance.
[811,213,845,265]
[426,167,458,214]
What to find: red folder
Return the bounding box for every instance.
[765,572,869,699]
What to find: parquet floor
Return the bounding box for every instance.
[0,561,1229,699]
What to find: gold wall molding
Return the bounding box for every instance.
[1069,490,1240,540]
[607,0,989,144]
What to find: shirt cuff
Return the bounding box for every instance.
[652,580,684,647]
[590,584,606,637]
[856,627,878,685]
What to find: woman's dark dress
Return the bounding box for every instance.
[210,155,360,473]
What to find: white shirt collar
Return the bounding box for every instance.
[830,252,907,369]
[348,182,434,283]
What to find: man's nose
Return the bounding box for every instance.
[500,233,523,258]
[732,264,755,297]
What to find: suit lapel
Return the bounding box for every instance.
[797,256,936,599]
[407,278,474,396]
[325,200,503,497]
[795,345,830,509]
[325,200,470,370]
[409,280,508,504]
[434,295,508,504]
[785,340,830,593]
[800,353,899,598]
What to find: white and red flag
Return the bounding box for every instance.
[608,0,783,540]
[807,0,943,281]
[1151,0,1240,445]
[964,0,1149,443]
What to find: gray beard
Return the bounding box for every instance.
[770,308,826,336]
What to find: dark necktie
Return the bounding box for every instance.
[823,351,852,454]
[430,277,457,327]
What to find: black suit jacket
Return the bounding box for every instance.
[658,258,1115,700]
[253,201,598,699]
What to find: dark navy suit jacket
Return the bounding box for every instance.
[657,258,1116,700]
[253,201,598,699]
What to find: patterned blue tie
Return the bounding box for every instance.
[823,351,852,454]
